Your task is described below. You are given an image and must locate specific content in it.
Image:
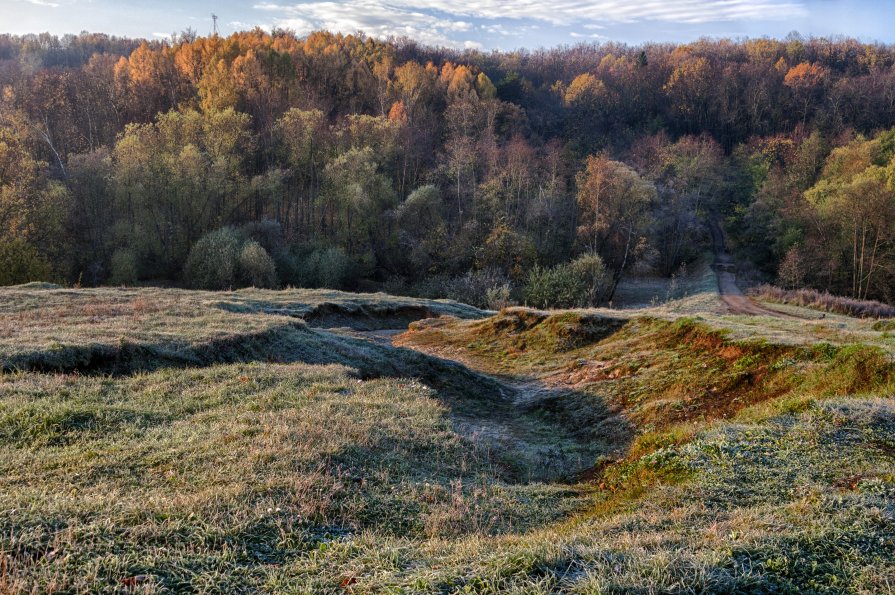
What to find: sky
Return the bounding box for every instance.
[2,0,894,50]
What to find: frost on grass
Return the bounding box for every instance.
[1,287,894,592]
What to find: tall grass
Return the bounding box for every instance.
[749,284,895,318]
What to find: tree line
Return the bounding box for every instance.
[2,30,895,305]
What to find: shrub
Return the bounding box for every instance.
[408,268,515,309]
[447,269,514,309]
[109,249,139,286]
[0,238,52,286]
[476,224,537,278]
[313,247,355,289]
[285,245,355,289]
[484,283,513,310]
[567,252,612,306]
[184,227,244,290]
[522,255,611,309]
[272,250,300,287]
[523,264,586,309]
[238,241,279,288]
[408,272,453,299]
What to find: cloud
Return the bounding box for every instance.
[229,20,261,31]
[22,0,61,7]
[254,0,484,48]
[252,0,808,50]
[396,0,807,25]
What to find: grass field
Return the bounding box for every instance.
[1,283,894,592]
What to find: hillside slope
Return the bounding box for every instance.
[1,286,894,592]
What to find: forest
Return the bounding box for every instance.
[3,30,895,306]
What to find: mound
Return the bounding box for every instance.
[400,309,895,457]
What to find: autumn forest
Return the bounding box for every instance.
[4,30,895,306]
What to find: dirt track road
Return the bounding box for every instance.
[708,218,801,318]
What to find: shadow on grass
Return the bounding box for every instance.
[2,319,631,484]
[215,293,488,330]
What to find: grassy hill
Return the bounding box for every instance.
[1,285,894,592]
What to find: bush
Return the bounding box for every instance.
[108,248,139,286]
[485,283,513,310]
[238,241,279,288]
[447,269,515,309]
[184,227,244,289]
[476,224,537,278]
[523,264,585,309]
[312,247,354,288]
[283,245,355,289]
[567,252,611,306]
[185,229,283,290]
[0,238,52,286]
[407,268,516,309]
[523,254,612,309]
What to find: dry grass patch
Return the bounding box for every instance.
[750,285,895,319]
[0,362,588,592]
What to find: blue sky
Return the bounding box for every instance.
[2,0,894,50]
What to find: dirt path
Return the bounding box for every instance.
[708,218,802,318]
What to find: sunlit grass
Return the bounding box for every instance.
[1,285,893,591]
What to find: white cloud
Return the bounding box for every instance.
[450,21,473,32]
[230,20,264,31]
[251,0,807,50]
[22,0,61,7]
[254,0,485,48]
[484,24,515,36]
[396,0,807,25]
